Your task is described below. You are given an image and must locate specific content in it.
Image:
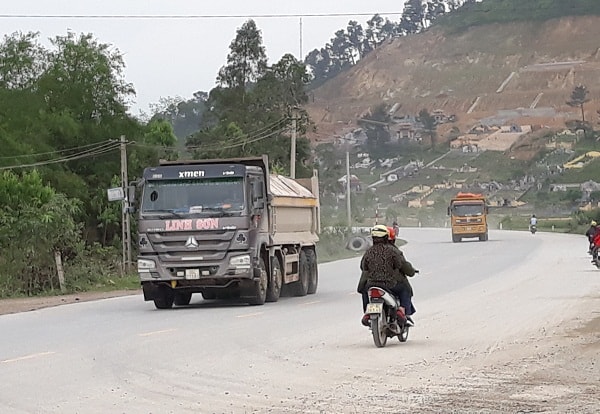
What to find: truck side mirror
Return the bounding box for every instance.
[253,198,265,210]
[447,206,451,216]
[127,185,136,203]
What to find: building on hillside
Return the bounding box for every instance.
[337,174,362,193]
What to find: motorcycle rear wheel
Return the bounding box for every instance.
[371,311,388,348]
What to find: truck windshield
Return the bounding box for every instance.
[140,177,245,216]
[452,203,484,217]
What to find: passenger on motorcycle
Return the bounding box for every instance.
[386,226,417,325]
[590,227,600,261]
[586,221,597,254]
[357,225,416,327]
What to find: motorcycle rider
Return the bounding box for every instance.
[529,214,538,232]
[386,226,417,325]
[586,220,597,254]
[357,225,416,327]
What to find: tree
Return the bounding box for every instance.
[358,104,391,161]
[217,20,267,90]
[419,108,438,149]
[567,84,590,123]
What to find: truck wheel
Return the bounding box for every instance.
[266,256,283,303]
[479,232,489,242]
[153,286,174,309]
[452,235,461,243]
[247,256,267,305]
[290,250,309,297]
[306,249,318,295]
[174,292,192,306]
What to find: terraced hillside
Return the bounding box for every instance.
[306,16,600,141]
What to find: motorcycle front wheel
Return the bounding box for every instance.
[371,311,388,348]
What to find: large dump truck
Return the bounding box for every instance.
[448,192,489,242]
[136,155,320,308]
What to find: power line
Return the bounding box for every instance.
[0,12,404,20]
[0,140,115,160]
[0,141,121,170]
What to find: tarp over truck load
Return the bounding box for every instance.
[268,174,320,246]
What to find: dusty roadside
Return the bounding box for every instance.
[0,289,140,316]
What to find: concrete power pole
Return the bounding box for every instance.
[290,108,297,178]
[346,150,352,234]
[120,135,132,272]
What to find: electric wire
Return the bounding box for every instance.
[132,117,291,152]
[0,12,405,20]
[0,140,116,160]
[0,141,122,170]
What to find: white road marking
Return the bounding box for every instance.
[236,312,263,318]
[1,351,55,364]
[138,328,177,337]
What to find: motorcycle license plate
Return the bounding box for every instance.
[366,303,383,314]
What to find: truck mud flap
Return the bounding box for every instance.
[142,282,159,301]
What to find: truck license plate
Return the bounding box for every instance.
[185,269,200,280]
[466,227,472,231]
[366,303,383,314]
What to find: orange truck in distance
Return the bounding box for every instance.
[448,192,489,242]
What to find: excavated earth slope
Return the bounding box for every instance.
[307,16,600,141]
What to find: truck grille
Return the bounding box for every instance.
[146,230,238,263]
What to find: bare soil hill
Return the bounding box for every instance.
[306,16,600,142]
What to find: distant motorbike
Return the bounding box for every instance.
[591,247,600,268]
[530,224,537,234]
[364,286,409,347]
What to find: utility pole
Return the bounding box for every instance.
[299,17,303,60]
[290,107,297,178]
[346,149,352,235]
[120,135,132,273]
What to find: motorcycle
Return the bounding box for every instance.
[591,246,600,268]
[530,224,537,234]
[364,286,409,347]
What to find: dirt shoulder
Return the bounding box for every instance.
[0,289,140,316]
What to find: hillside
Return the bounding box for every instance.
[306,15,600,142]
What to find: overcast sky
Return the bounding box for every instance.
[1,1,404,115]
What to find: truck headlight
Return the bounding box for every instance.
[229,255,251,267]
[137,259,156,271]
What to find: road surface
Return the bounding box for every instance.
[1,229,599,413]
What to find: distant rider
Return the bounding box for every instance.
[585,221,597,254]
[529,214,538,231]
[357,225,416,326]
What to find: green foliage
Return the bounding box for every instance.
[438,0,600,32]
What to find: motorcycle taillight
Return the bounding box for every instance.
[369,288,384,299]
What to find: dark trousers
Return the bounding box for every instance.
[362,282,415,316]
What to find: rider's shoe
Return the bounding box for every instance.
[361,314,370,327]
[406,316,415,326]
[396,309,407,324]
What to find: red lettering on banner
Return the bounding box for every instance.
[195,218,219,230]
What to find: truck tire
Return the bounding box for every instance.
[153,286,174,309]
[479,232,488,242]
[306,249,318,295]
[266,256,283,303]
[290,250,309,297]
[174,292,192,306]
[452,234,461,243]
[348,236,367,251]
[247,256,268,305]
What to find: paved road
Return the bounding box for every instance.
[0,228,598,413]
